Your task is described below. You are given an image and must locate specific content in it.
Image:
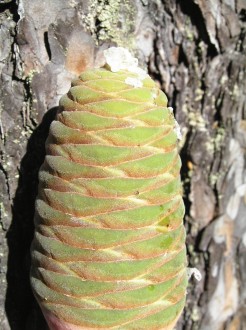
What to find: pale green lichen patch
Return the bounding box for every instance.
[81,0,136,49]
[188,111,206,131]
[205,126,226,154]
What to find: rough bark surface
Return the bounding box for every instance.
[0,0,245,329]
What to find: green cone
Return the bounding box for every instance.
[31,67,187,329]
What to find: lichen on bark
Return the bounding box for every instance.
[81,0,136,49]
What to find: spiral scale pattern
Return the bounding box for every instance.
[31,68,187,329]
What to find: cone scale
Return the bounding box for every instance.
[31,48,187,330]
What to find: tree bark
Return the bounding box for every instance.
[0,0,245,329]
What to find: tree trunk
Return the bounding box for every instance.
[0,0,245,329]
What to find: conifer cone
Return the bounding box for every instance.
[31,52,187,329]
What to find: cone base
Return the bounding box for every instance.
[43,308,181,330]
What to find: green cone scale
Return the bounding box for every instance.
[31,63,187,329]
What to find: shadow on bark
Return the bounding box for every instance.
[5,107,58,330]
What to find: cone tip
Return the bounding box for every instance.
[103,47,148,87]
